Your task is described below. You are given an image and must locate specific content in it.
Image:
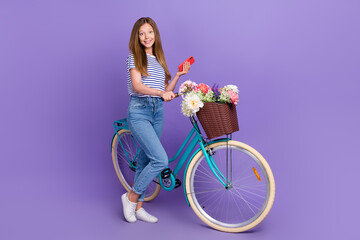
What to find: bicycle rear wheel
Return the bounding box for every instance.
[185,140,275,232]
[112,129,161,201]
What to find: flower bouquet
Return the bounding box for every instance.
[179,80,239,139]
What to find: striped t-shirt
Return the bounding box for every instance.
[126,53,165,97]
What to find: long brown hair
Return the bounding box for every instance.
[129,17,171,84]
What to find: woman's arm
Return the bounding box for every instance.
[165,61,191,91]
[130,68,175,101]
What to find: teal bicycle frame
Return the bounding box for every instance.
[112,116,231,206]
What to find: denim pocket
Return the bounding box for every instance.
[129,97,147,109]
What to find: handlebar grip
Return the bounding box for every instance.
[161,92,180,101]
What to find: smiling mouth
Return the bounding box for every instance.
[144,40,153,44]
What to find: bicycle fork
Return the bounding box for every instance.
[199,139,233,189]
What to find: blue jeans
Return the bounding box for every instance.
[126,96,168,202]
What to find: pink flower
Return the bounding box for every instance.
[228,90,239,105]
[179,80,197,95]
[195,83,210,94]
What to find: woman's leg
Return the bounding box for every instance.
[127,117,168,198]
[133,99,164,203]
[133,149,149,205]
[132,113,164,209]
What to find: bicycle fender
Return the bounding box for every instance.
[183,138,229,207]
[111,119,129,152]
[110,132,119,152]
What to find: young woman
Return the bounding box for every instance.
[122,17,191,223]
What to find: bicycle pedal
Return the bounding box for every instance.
[175,179,182,188]
[161,168,172,179]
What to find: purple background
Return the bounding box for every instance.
[1,0,359,239]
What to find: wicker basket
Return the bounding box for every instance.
[196,102,239,139]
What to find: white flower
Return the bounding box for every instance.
[181,92,204,117]
[181,102,193,117]
[186,94,204,112]
[223,84,239,94]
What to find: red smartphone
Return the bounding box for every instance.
[178,56,195,72]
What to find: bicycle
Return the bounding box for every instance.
[111,108,275,233]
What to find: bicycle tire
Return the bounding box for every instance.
[185,140,275,232]
[112,129,161,201]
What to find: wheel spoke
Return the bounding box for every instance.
[230,185,259,215]
[232,186,266,206]
[190,187,224,195]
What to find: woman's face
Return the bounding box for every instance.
[138,23,155,50]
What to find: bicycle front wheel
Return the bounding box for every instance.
[185,140,275,232]
[111,129,161,201]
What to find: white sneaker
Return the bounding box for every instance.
[135,208,158,223]
[121,193,137,223]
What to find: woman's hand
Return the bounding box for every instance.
[165,61,192,92]
[176,61,191,77]
[160,91,176,102]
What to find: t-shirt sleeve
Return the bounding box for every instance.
[126,54,136,71]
